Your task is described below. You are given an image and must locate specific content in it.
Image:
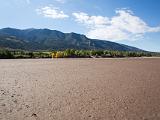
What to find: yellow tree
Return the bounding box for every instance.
[52,52,56,58]
[56,51,64,58]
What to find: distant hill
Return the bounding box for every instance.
[0,28,143,51]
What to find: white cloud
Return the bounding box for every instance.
[87,26,129,41]
[73,9,160,41]
[36,6,69,19]
[72,12,109,27]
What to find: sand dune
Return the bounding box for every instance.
[0,58,160,120]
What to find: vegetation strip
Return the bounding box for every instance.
[1,49,159,59]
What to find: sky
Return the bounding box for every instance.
[0,0,160,52]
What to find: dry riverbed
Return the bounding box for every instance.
[0,58,160,120]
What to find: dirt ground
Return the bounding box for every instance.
[0,58,160,120]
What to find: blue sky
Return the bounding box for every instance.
[0,0,160,52]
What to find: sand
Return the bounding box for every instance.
[0,58,160,120]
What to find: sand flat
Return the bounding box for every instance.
[0,58,160,120]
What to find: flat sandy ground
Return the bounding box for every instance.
[0,58,160,120]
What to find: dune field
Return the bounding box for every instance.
[0,58,160,120]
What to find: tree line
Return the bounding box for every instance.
[0,49,51,59]
[51,49,153,58]
[0,49,158,59]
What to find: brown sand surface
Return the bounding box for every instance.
[0,58,160,120]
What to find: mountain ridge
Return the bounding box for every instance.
[0,28,144,51]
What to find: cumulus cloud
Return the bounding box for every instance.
[36,6,69,19]
[72,12,109,27]
[73,9,160,41]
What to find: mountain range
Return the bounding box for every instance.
[0,28,143,51]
